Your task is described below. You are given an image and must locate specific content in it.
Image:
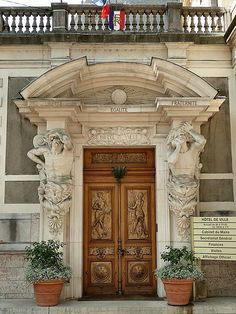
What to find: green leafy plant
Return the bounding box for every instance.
[25,240,72,283]
[154,246,204,280]
[112,165,127,183]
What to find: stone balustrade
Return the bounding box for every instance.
[182,7,225,33]
[0,3,226,35]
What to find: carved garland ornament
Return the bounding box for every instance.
[125,247,151,259]
[89,247,115,259]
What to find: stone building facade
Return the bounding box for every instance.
[0,0,236,300]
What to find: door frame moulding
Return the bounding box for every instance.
[67,139,169,299]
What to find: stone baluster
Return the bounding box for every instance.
[69,9,76,32]
[3,12,10,33]
[196,11,203,33]
[127,11,133,32]
[121,9,127,31]
[11,11,16,33]
[151,9,157,32]
[0,11,3,32]
[132,9,138,32]
[189,11,195,33]
[159,10,165,32]
[25,11,31,34]
[140,10,145,32]
[81,11,86,31]
[146,9,152,32]
[100,12,106,31]
[45,12,51,33]
[89,9,96,32]
[217,12,224,32]
[32,11,37,33]
[76,9,83,32]
[210,12,216,32]
[17,11,23,33]
[203,11,209,33]
[84,9,90,32]
[182,11,188,33]
[38,12,44,33]
[147,11,154,32]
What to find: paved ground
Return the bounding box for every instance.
[0,297,236,314]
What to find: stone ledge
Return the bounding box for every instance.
[0,33,225,45]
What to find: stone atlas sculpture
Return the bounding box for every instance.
[27,128,73,237]
[167,122,206,240]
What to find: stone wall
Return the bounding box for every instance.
[200,77,233,202]
[0,214,39,298]
[200,211,236,297]
[6,77,37,175]
[0,253,33,299]
[201,260,236,296]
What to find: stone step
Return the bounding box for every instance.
[0,298,236,314]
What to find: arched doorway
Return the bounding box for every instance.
[15,57,223,298]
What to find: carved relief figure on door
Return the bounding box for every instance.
[128,190,148,239]
[91,191,112,240]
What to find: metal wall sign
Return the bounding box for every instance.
[192,217,236,261]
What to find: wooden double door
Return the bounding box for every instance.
[83,148,156,296]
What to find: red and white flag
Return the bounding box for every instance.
[110,10,125,31]
[101,1,110,19]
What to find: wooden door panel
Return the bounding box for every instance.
[84,183,118,295]
[121,183,156,295]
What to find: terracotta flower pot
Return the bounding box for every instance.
[162,279,193,306]
[33,279,64,306]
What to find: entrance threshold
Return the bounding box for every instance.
[79,295,163,301]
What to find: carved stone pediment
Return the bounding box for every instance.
[15,57,224,128]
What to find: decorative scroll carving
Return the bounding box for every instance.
[128,262,149,284]
[125,247,151,259]
[27,128,73,237]
[89,247,114,259]
[167,122,206,240]
[92,152,147,164]
[91,190,112,240]
[91,262,112,284]
[128,190,149,239]
[88,127,151,145]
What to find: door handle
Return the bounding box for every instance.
[117,247,125,256]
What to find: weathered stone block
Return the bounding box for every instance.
[201,77,232,174]
[202,260,236,297]
[5,181,39,204]
[0,254,25,268]
[199,179,234,202]
[6,77,37,175]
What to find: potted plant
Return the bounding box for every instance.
[154,246,204,306]
[25,240,72,307]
